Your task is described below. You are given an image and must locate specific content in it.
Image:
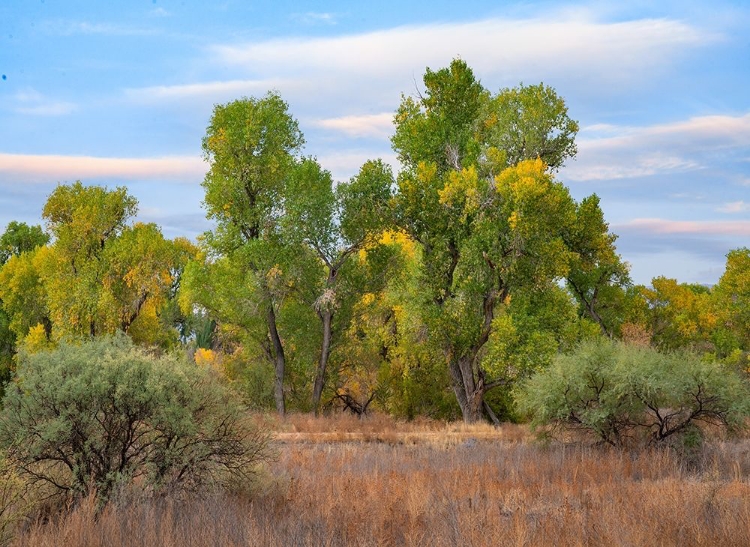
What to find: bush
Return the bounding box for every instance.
[0,335,271,503]
[517,339,750,446]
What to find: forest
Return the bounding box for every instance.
[0,60,748,545]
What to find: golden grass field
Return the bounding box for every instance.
[10,413,750,546]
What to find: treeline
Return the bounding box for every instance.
[0,60,748,424]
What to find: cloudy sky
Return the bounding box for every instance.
[1,0,748,285]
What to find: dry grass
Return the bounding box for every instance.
[9,413,750,547]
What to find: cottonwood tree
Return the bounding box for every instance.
[712,248,750,362]
[200,93,304,415]
[565,195,631,338]
[0,184,193,350]
[392,59,581,422]
[284,158,393,413]
[0,222,50,384]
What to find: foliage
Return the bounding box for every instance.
[199,93,306,415]
[712,248,750,359]
[564,194,631,337]
[0,183,193,352]
[0,336,272,503]
[0,221,49,267]
[518,339,750,446]
[391,59,581,422]
[0,221,50,387]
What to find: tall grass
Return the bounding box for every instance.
[10,414,750,546]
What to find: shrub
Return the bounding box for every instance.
[0,335,271,503]
[517,339,750,446]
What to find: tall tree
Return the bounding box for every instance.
[565,195,631,338]
[0,221,49,266]
[0,221,50,360]
[1,184,192,349]
[392,59,580,422]
[200,93,304,415]
[284,158,393,413]
[711,248,750,360]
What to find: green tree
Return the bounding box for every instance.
[200,93,304,415]
[477,82,579,174]
[284,158,393,413]
[565,195,631,338]
[0,184,193,350]
[0,222,50,382]
[0,222,49,266]
[41,182,138,337]
[713,248,750,361]
[518,339,750,446]
[392,59,580,422]
[0,335,271,503]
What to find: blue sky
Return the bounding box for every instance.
[1,0,748,285]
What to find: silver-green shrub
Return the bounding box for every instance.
[517,339,750,446]
[0,335,271,502]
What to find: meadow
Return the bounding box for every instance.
[10,413,750,547]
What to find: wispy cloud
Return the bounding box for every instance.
[312,113,393,139]
[149,7,171,18]
[564,113,750,181]
[124,78,288,104]
[41,19,159,37]
[291,12,337,25]
[716,200,750,214]
[122,13,717,129]
[0,153,205,183]
[211,15,714,86]
[617,218,750,237]
[13,88,77,117]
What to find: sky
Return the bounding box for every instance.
[1,0,748,286]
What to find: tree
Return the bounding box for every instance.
[624,277,716,352]
[0,335,271,503]
[200,93,305,415]
[477,82,579,173]
[0,222,49,266]
[518,339,750,446]
[565,195,631,338]
[0,222,50,382]
[284,158,393,413]
[0,184,194,352]
[41,182,138,338]
[713,248,750,361]
[392,59,580,422]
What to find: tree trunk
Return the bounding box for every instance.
[312,309,333,415]
[267,304,286,416]
[450,355,486,423]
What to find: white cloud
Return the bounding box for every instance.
[16,102,77,116]
[312,113,393,139]
[124,78,288,104]
[13,88,77,117]
[563,113,750,181]
[717,201,750,213]
[314,150,399,181]
[617,218,750,237]
[291,12,337,25]
[123,13,715,114]
[0,153,206,183]
[149,7,171,18]
[41,20,159,36]
[211,15,713,85]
